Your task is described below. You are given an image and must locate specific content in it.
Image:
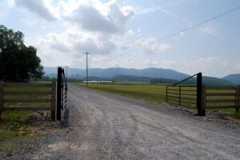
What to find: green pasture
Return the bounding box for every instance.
[0,111,37,152]
[76,83,240,119]
[85,83,167,104]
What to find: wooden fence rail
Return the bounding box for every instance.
[206,87,240,112]
[166,85,240,115]
[0,81,56,120]
[166,86,197,109]
[166,73,205,116]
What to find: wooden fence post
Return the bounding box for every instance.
[57,67,62,121]
[179,86,181,105]
[51,81,56,121]
[202,85,207,114]
[235,86,240,113]
[0,82,4,120]
[166,87,168,102]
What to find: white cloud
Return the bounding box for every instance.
[6,0,173,71]
[14,0,56,21]
[69,5,119,34]
[68,3,134,34]
[135,37,172,54]
[13,0,135,34]
[166,57,240,77]
[113,30,173,54]
[73,35,116,55]
[35,27,116,57]
[33,26,173,68]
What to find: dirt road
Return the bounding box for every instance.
[33,85,240,160]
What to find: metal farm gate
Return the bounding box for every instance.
[56,67,68,121]
[166,73,205,116]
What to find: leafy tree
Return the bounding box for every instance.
[0,25,43,81]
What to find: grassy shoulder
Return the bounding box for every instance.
[0,82,57,155]
[0,111,45,153]
[207,108,240,119]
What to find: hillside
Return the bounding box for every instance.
[178,76,234,87]
[203,77,234,87]
[44,67,236,86]
[223,74,240,85]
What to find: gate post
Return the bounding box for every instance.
[57,67,62,121]
[197,73,206,116]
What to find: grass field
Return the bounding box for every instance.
[77,83,240,119]
[0,111,35,152]
[85,83,167,104]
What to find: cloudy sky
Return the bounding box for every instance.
[0,0,240,77]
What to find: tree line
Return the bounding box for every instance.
[0,25,43,82]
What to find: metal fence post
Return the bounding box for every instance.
[197,73,205,116]
[57,67,62,121]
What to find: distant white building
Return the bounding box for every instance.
[83,81,113,83]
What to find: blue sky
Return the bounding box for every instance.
[0,0,240,77]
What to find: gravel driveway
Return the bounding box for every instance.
[32,85,240,160]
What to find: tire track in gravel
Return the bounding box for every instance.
[32,85,240,160]
[68,86,145,160]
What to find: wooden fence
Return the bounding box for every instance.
[206,87,240,111]
[0,81,56,120]
[166,86,240,114]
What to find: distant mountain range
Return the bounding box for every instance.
[223,74,240,85]
[180,76,235,87]
[44,67,189,80]
[44,67,239,87]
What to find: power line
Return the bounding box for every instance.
[160,5,240,40]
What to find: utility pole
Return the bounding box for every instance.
[86,52,89,86]
[64,66,69,81]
